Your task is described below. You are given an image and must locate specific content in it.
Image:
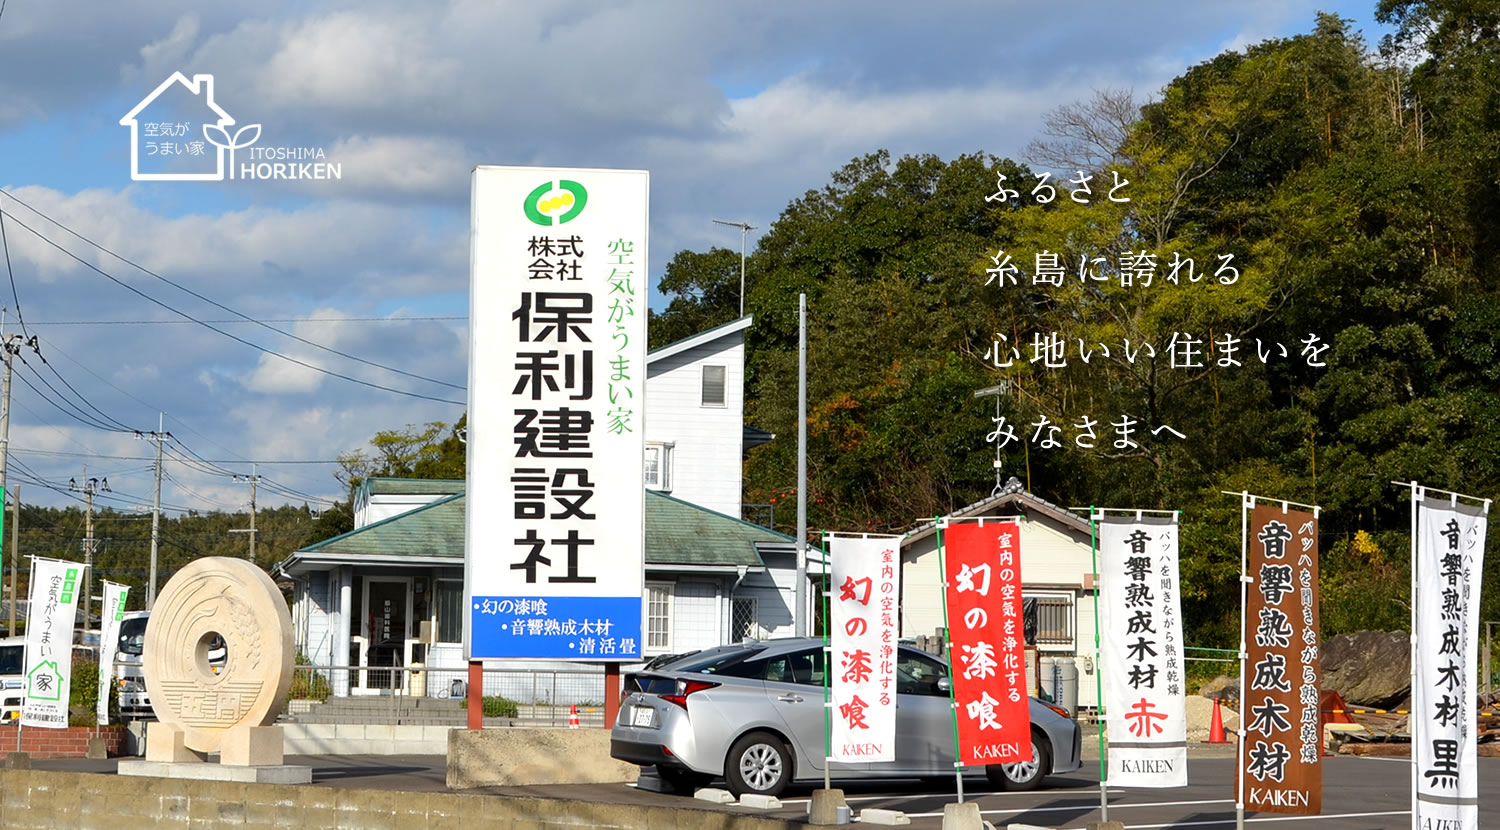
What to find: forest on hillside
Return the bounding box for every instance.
[645,6,1500,645]
[24,4,1499,651]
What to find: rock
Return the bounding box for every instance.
[1322,631,1411,710]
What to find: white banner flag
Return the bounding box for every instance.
[96,582,130,726]
[1098,514,1187,787]
[828,534,900,763]
[1414,494,1487,830]
[22,557,84,729]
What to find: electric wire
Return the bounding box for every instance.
[0,190,465,391]
[0,208,466,406]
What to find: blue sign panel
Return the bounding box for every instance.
[470,595,642,660]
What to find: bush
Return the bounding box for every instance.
[67,656,118,727]
[289,670,332,702]
[456,695,519,718]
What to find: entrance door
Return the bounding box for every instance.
[362,578,411,693]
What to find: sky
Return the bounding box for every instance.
[0,0,1394,523]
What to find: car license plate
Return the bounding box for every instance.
[631,706,654,728]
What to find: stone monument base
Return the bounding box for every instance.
[118,759,312,784]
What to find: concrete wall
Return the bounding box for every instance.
[447,728,638,789]
[0,768,806,830]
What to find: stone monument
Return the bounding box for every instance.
[118,557,310,784]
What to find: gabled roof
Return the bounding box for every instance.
[902,477,1091,546]
[281,487,793,572]
[647,315,752,364]
[358,477,466,498]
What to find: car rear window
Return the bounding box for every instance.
[669,646,767,675]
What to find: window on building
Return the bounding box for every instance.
[701,365,726,407]
[435,579,463,643]
[646,582,673,651]
[644,442,673,491]
[730,597,758,641]
[1029,593,1074,646]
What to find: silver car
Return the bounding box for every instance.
[610,637,1082,797]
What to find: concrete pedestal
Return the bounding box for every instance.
[808,789,850,825]
[117,759,312,785]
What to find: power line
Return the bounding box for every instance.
[0,208,466,406]
[0,205,27,339]
[12,447,343,464]
[39,337,253,463]
[0,190,465,392]
[11,360,133,433]
[28,316,466,326]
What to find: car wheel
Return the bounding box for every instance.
[657,765,712,795]
[725,731,792,798]
[985,732,1051,792]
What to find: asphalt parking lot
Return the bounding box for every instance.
[30,753,1499,829]
[588,755,1500,829]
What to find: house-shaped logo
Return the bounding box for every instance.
[119,72,261,182]
[26,660,61,701]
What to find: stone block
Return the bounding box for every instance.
[86,737,109,760]
[1084,823,1125,830]
[7,751,30,769]
[221,726,284,766]
[737,793,782,809]
[146,723,206,763]
[861,808,911,826]
[446,728,639,788]
[693,788,735,804]
[941,802,984,830]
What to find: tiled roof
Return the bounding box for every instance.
[902,476,1091,544]
[363,477,466,496]
[290,488,792,568]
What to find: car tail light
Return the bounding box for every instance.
[660,679,719,711]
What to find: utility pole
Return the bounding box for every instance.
[711,219,756,317]
[69,472,108,638]
[232,464,259,564]
[794,292,807,637]
[7,485,16,636]
[135,415,171,608]
[0,329,21,631]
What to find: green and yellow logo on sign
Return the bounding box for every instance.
[524,180,587,226]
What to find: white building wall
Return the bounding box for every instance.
[355,494,452,529]
[645,337,745,517]
[305,571,335,665]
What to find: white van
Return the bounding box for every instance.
[0,636,24,723]
[114,611,152,719]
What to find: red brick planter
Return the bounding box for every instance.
[0,725,127,758]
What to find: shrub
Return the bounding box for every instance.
[456,695,519,718]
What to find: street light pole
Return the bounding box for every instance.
[711,219,756,317]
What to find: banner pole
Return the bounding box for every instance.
[821,534,831,794]
[1236,492,1250,830]
[934,517,964,804]
[1089,505,1107,823]
[1408,481,1419,829]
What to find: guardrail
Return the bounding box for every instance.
[281,664,610,727]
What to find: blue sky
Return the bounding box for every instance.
[0,1,1394,517]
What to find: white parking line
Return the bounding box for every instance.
[1350,755,1411,764]
[1121,811,1410,828]
[903,798,1234,819]
[778,789,1129,806]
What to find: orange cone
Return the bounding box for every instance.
[1205,697,1231,744]
[568,704,579,729]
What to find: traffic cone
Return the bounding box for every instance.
[568,704,579,729]
[1205,697,1231,744]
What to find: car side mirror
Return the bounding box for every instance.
[936,676,950,693]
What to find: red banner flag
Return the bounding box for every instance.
[944,519,1031,765]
